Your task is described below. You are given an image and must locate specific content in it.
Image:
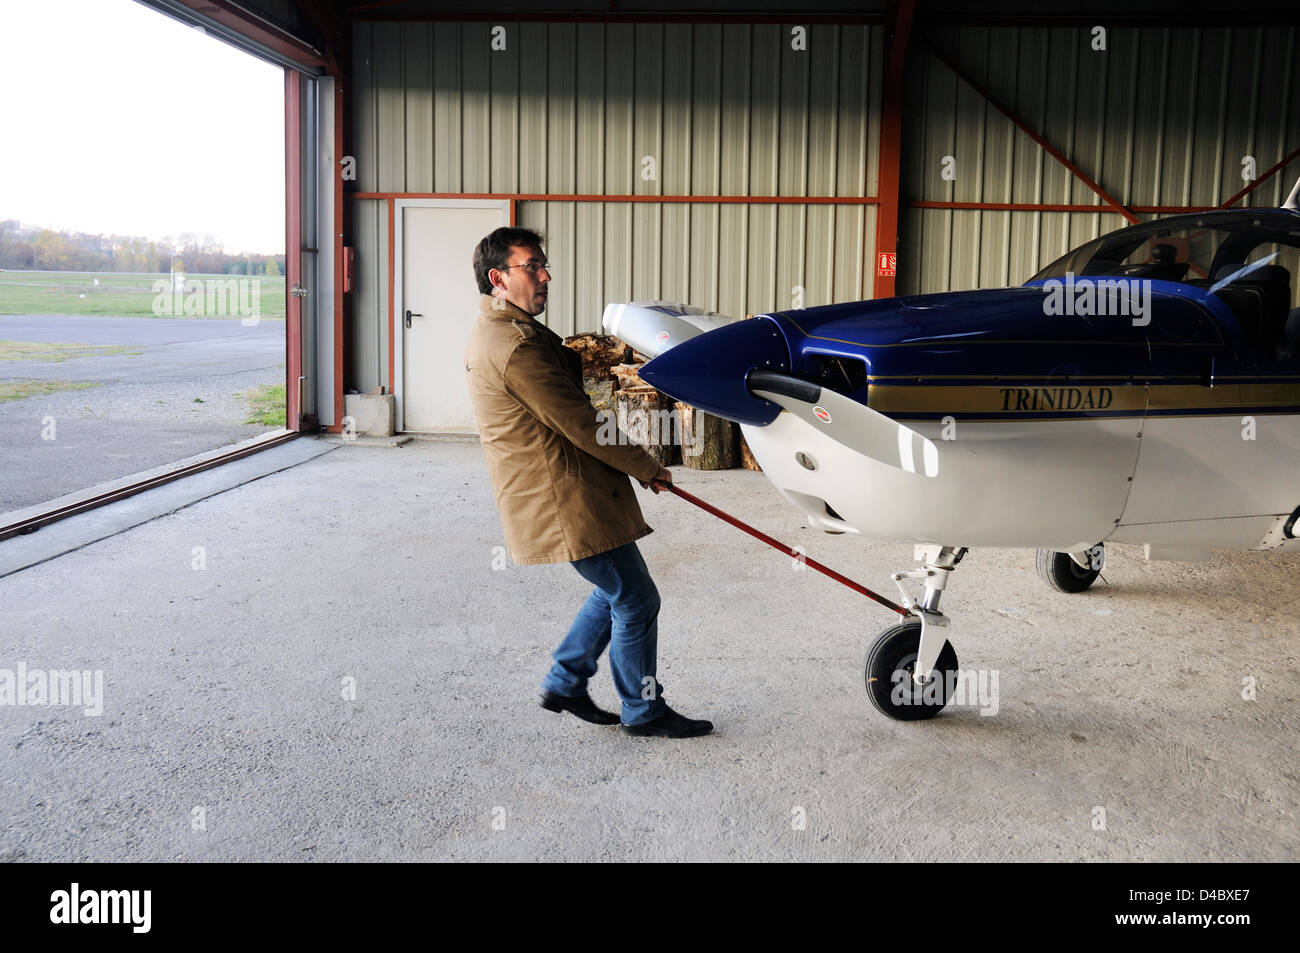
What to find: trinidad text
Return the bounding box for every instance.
[999,387,1114,412]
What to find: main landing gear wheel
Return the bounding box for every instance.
[1036,544,1104,593]
[864,620,960,721]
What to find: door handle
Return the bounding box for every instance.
[405,309,423,328]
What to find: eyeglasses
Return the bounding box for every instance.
[499,261,552,275]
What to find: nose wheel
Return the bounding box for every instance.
[865,620,960,720]
[866,545,967,720]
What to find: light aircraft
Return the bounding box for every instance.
[602,183,1300,720]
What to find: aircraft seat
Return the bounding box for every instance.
[1128,242,1191,282]
[1209,263,1296,356]
[1279,307,1300,361]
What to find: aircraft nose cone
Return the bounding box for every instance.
[640,316,791,426]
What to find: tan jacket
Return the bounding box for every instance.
[465,294,662,565]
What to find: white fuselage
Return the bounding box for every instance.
[741,410,1300,557]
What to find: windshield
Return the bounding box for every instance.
[1029,215,1300,359]
[1030,214,1300,359]
[1031,216,1300,304]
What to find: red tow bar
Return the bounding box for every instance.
[660,482,912,618]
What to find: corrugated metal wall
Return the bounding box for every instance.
[350,21,882,391]
[900,24,1300,294]
[349,18,1300,392]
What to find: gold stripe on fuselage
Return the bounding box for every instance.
[866,381,1300,417]
[867,383,1146,416]
[1147,382,1300,411]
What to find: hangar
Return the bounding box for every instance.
[105,0,1300,442]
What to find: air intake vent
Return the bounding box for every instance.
[808,354,868,396]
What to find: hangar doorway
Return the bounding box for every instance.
[394,200,509,434]
[0,0,291,525]
[0,0,338,539]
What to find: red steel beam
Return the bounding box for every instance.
[1130,205,1218,214]
[872,0,913,300]
[909,201,1283,214]
[919,37,1140,225]
[387,197,396,399]
[1218,146,1300,209]
[912,201,1126,212]
[349,9,881,24]
[349,191,879,205]
[333,81,346,433]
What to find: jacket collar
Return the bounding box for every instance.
[479,293,542,326]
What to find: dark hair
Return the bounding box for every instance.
[473,226,546,295]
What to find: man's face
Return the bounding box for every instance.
[489,244,550,316]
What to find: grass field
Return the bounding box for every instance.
[0,271,287,319]
[241,383,287,427]
[0,340,142,362]
[0,379,100,402]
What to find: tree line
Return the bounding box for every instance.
[0,220,285,276]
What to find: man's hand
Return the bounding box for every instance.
[639,466,674,494]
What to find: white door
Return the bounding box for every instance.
[396,200,509,432]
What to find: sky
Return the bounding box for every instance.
[0,0,285,254]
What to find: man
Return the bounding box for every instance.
[465,226,712,739]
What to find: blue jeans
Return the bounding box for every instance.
[541,541,667,726]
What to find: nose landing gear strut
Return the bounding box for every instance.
[864,546,967,721]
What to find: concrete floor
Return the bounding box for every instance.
[0,435,1296,861]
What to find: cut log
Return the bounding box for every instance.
[610,362,650,390]
[616,387,679,466]
[563,333,632,380]
[583,379,615,413]
[738,431,762,471]
[675,401,738,470]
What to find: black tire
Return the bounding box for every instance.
[1036,547,1101,593]
[864,620,960,721]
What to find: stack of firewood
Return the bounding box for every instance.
[563,333,632,379]
[563,331,760,471]
[611,362,677,465]
[563,333,630,413]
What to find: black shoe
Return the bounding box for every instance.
[620,705,713,738]
[539,690,620,725]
